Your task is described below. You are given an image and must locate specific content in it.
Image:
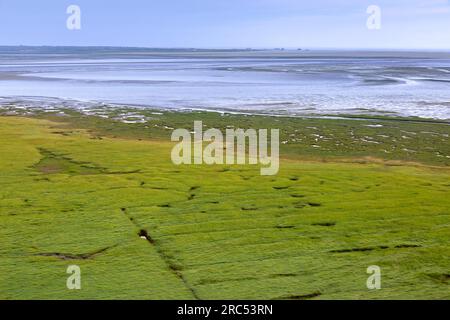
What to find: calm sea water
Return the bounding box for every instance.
[1,47,450,120]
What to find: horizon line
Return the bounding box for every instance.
[0,45,449,52]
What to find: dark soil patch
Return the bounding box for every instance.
[36,245,116,260]
[294,202,307,209]
[188,194,196,201]
[241,206,258,211]
[273,186,290,190]
[276,291,322,300]
[33,148,107,175]
[394,244,421,249]
[330,245,389,253]
[275,225,295,229]
[270,273,297,278]
[308,202,322,207]
[312,222,336,227]
[427,273,450,284]
[33,148,140,176]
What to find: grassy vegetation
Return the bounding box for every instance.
[4,106,447,166]
[0,111,449,300]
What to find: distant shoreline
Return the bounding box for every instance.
[1,45,450,54]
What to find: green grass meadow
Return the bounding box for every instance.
[0,115,449,299]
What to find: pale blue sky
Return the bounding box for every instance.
[0,0,449,49]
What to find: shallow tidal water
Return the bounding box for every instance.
[1,47,450,120]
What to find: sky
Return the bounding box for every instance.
[0,0,449,49]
